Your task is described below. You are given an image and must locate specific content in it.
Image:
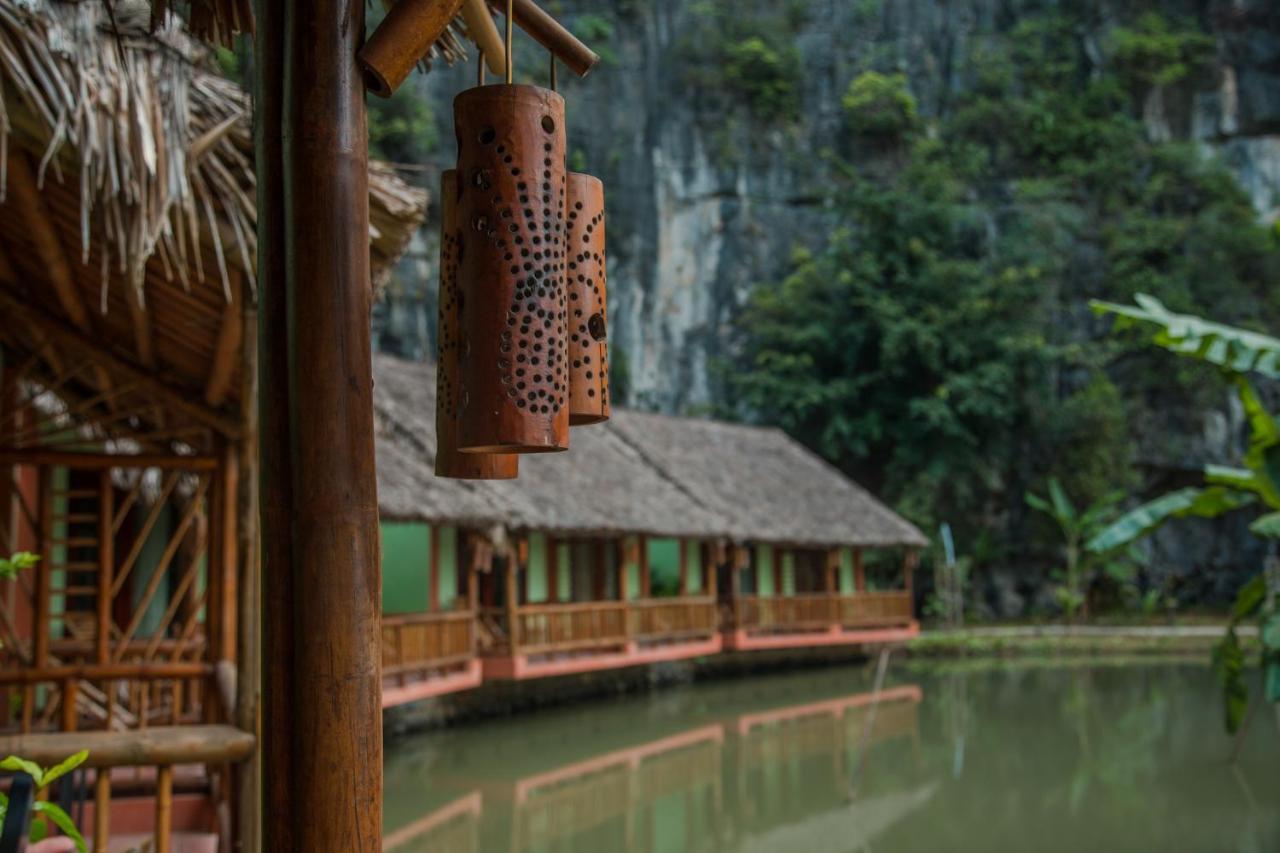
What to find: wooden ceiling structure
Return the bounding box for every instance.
[0,1,426,457]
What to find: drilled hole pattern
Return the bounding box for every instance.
[566,173,610,421]
[437,208,461,419]
[454,85,570,450]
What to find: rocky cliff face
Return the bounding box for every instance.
[377,0,1280,412]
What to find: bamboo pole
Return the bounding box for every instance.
[359,0,466,97]
[93,772,110,851]
[275,0,383,847]
[155,764,173,853]
[461,0,505,75]
[486,0,599,76]
[254,0,294,847]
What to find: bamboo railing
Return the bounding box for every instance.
[731,592,913,635]
[0,724,254,853]
[381,610,475,684]
[480,597,720,657]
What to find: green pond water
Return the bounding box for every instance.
[383,660,1280,852]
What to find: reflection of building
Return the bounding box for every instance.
[374,356,926,702]
[383,685,930,852]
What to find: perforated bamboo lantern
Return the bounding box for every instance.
[436,170,519,479]
[565,172,609,425]
[454,84,570,454]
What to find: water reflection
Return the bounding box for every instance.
[384,662,1280,852]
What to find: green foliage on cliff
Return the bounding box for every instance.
[729,10,1280,595]
[843,72,918,139]
[676,0,806,126]
[1112,12,1215,88]
[368,89,438,167]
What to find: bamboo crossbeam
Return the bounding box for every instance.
[0,724,253,768]
[486,0,599,77]
[0,661,212,684]
[0,449,218,470]
[0,290,243,438]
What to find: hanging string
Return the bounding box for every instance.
[478,43,485,87]
[549,54,557,92]
[505,0,514,85]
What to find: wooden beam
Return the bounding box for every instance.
[0,449,218,470]
[6,151,92,333]
[0,289,242,438]
[126,285,156,369]
[0,661,212,684]
[205,272,243,407]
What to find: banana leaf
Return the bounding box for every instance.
[1086,486,1256,553]
[1090,294,1280,378]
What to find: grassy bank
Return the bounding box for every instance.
[908,624,1259,659]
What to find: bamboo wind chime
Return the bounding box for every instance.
[362,0,607,478]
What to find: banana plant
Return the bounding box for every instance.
[1087,294,1280,734]
[0,751,89,852]
[1025,478,1129,621]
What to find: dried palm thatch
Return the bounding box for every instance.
[0,0,428,311]
[150,0,476,59]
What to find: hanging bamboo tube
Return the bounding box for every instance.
[565,173,609,425]
[360,0,466,97]
[453,84,570,454]
[437,169,519,478]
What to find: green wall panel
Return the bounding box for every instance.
[556,542,572,602]
[527,532,548,603]
[624,535,641,600]
[381,522,430,614]
[684,540,703,593]
[647,537,681,596]
[437,525,458,608]
[756,544,775,596]
[839,547,855,593]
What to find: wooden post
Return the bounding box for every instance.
[706,545,718,599]
[904,550,917,596]
[93,772,110,852]
[854,548,866,593]
[640,536,650,600]
[429,524,440,612]
[267,0,384,848]
[505,552,520,655]
[254,0,292,849]
[96,471,113,665]
[156,764,173,853]
[217,443,238,667]
[615,541,627,603]
[678,539,688,597]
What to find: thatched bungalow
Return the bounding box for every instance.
[372,355,926,701]
[0,2,426,848]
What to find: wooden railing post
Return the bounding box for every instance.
[854,548,866,593]
[93,771,110,851]
[156,764,173,853]
[506,553,520,655]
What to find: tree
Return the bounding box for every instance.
[1087,294,1280,733]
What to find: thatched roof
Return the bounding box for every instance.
[0,1,427,451]
[145,0,474,58]
[373,355,928,549]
